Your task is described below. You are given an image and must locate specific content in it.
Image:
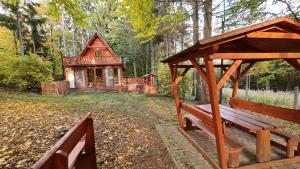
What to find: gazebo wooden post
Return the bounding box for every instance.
[205,57,228,169]
[232,66,241,99]
[169,64,184,129]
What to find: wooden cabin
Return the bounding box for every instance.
[63,32,124,91]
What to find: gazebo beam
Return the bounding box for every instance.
[238,61,257,80]
[217,60,243,91]
[189,59,208,82]
[177,64,232,68]
[205,58,227,169]
[246,32,300,39]
[210,53,300,59]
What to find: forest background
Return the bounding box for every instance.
[0,0,299,98]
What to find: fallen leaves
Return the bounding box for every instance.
[0,92,175,169]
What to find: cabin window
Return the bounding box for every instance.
[95,50,101,57]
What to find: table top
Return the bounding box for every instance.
[195,104,284,132]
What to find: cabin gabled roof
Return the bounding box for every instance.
[63,32,122,66]
[162,16,300,64]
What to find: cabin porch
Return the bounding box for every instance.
[65,65,124,92]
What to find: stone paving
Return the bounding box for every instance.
[156,123,300,169]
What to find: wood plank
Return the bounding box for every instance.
[217,60,243,91]
[189,58,208,82]
[219,105,281,129]
[177,64,232,69]
[235,156,300,169]
[210,53,300,60]
[246,32,300,39]
[230,98,300,124]
[185,114,243,151]
[196,105,262,132]
[68,141,85,169]
[181,102,214,126]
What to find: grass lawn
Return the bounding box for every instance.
[0,91,178,169]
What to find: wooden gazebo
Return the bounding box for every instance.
[162,17,300,169]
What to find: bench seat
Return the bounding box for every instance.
[185,113,244,168]
[271,130,300,158]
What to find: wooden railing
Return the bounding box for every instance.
[126,77,145,84]
[32,113,97,169]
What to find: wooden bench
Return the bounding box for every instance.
[230,98,300,158]
[32,113,97,169]
[185,113,244,168]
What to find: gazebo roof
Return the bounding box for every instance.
[161,16,300,67]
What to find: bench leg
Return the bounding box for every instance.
[185,118,193,130]
[256,130,271,162]
[228,151,240,168]
[287,140,296,158]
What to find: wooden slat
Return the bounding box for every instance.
[210,53,300,60]
[196,105,262,132]
[185,114,243,151]
[68,141,85,169]
[177,64,232,69]
[271,130,300,141]
[189,58,208,82]
[219,105,281,129]
[246,32,300,39]
[217,60,243,91]
[181,102,213,126]
[229,98,300,124]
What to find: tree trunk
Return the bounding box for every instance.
[61,8,67,56]
[72,25,76,56]
[133,60,137,77]
[198,0,213,104]
[16,10,24,56]
[31,28,36,53]
[192,0,199,97]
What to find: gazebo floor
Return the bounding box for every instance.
[156,123,300,169]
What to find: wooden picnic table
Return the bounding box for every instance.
[196,104,285,163]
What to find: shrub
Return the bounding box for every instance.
[0,51,53,90]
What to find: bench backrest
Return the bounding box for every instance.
[229,98,300,124]
[32,113,97,169]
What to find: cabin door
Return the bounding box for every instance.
[77,70,85,88]
[67,70,75,88]
[106,67,113,87]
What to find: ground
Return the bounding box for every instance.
[0,91,178,169]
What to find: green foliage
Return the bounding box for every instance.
[117,0,188,42]
[157,63,192,99]
[0,51,52,90]
[157,63,172,96]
